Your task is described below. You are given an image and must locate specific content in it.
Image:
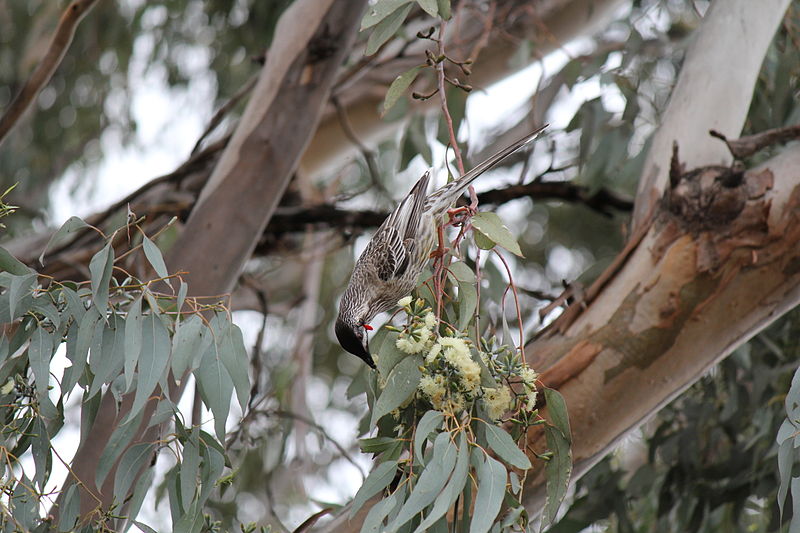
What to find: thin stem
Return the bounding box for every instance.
[493,249,526,363]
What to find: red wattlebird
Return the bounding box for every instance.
[336,126,547,367]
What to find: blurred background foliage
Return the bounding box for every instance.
[1,0,800,530]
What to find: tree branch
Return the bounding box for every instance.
[0,0,100,146]
[710,123,800,159]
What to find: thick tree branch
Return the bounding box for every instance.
[710,123,800,159]
[521,143,800,512]
[632,0,791,228]
[0,0,100,146]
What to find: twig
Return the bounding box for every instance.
[269,409,366,480]
[0,0,100,146]
[331,96,386,194]
[709,124,800,159]
[191,73,258,154]
[436,22,466,176]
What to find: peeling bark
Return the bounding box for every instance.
[524,144,800,510]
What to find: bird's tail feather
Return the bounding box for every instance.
[425,125,548,214]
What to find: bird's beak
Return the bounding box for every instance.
[335,320,376,369]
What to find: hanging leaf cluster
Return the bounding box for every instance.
[0,215,250,532]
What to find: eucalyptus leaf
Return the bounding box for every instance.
[436,0,451,19]
[28,327,58,419]
[31,417,51,490]
[180,428,200,512]
[142,235,169,280]
[194,335,234,441]
[484,423,531,470]
[39,216,89,266]
[96,410,145,488]
[471,212,524,257]
[387,432,457,532]
[541,424,572,531]
[456,281,477,331]
[365,3,413,56]
[371,355,422,429]
[114,442,155,506]
[58,484,80,532]
[350,460,399,518]
[361,0,412,30]
[127,312,171,422]
[384,66,422,113]
[448,261,477,283]
[124,296,143,391]
[361,489,402,533]
[216,317,250,412]
[88,314,126,399]
[469,452,507,533]
[63,307,101,392]
[413,430,469,533]
[416,0,438,17]
[544,387,571,443]
[414,410,444,466]
[377,330,405,377]
[171,314,206,378]
[0,245,32,275]
[88,242,114,314]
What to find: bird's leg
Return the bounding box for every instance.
[429,223,449,259]
[430,223,449,318]
[446,185,480,226]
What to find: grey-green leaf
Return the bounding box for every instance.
[127,312,171,422]
[124,296,143,391]
[371,355,422,429]
[28,327,58,418]
[456,280,477,331]
[384,66,422,113]
[194,337,234,441]
[541,424,572,531]
[180,428,200,512]
[96,410,145,488]
[89,242,114,314]
[436,0,451,19]
[448,261,477,283]
[413,430,469,533]
[58,484,80,532]
[361,0,412,30]
[171,314,206,378]
[471,212,524,257]
[365,3,413,56]
[39,216,89,266]
[114,442,155,506]
[142,235,169,280]
[0,246,32,275]
[377,330,406,377]
[469,452,507,533]
[361,489,402,533]
[217,318,250,412]
[484,423,531,470]
[544,387,571,443]
[414,410,444,466]
[416,0,438,17]
[387,432,457,531]
[350,460,399,518]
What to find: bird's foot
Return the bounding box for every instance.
[429,246,450,259]
[446,205,477,226]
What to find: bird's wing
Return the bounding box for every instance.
[425,125,548,214]
[369,171,431,281]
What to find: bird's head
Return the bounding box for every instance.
[335,317,376,369]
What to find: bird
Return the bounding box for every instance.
[335,126,547,368]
